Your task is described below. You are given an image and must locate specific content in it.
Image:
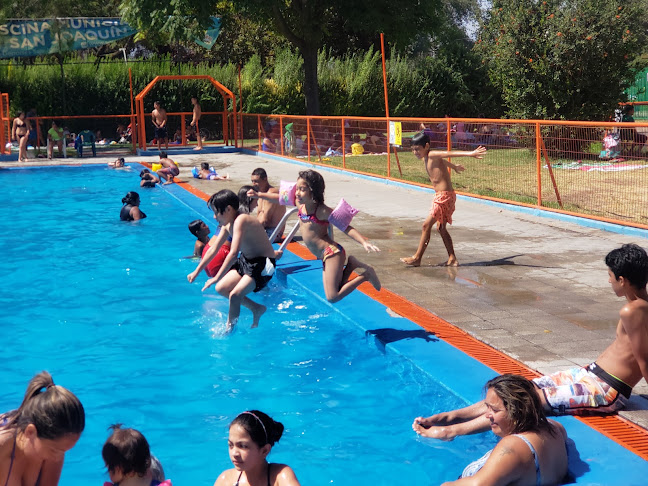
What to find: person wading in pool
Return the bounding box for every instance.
[413,243,648,440]
[246,168,286,240]
[187,189,279,332]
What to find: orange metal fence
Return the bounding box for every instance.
[0,93,9,155]
[241,113,648,229]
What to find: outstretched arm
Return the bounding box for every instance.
[247,188,281,202]
[344,225,380,252]
[443,159,465,173]
[429,146,487,160]
[187,229,229,282]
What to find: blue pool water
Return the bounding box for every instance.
[1,164,647,485]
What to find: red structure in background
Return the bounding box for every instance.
[134,75,238,151]
[0,93,10,154]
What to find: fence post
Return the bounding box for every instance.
[446,118,452,150]
[0,93,4,155]
[181,114,186,146]
[341,117,346,169]
[536,122,542,206]
[279,116,284,156]
[307,118,311,162]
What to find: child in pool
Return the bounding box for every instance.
[188,219,232,278]
[187,190,278,331]
[213,410,300,486]
[102,424,171,486]
[140,169,160,188]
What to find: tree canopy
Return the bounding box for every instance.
[476,0,648,120]
[119,0,478,114]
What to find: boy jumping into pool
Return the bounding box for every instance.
[400,132,486,267]
[412,243,648,440]
[187,189,278,332]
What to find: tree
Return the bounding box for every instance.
[476,0,648,120]
[120,0,477,115]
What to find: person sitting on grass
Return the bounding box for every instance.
[400,132,486,267]
[412,243,648,440]
[187,190,279,332]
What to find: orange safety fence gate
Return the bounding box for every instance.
[0,93,10,155]
[241,114,648,230]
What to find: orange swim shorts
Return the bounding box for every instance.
[430,190,456,225]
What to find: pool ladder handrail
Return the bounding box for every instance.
[269,207,335,252]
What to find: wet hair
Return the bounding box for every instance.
[159,151,168,159]
[605,243,648,289]
[102,424,151,477]
[188,219,206,237]
[122,191,140,206]
[297,169,325,205]
[2,371,85,440]
[139,169,151,178]
[207,189,239,215]
[251,168,268,180]
[411,131,430,147]
[115,158,125,166]
[238,185,255,214]
[486,374,554,436]
[230,410,284,448]
[201,162,210,170]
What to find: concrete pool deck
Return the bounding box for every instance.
[7,151,648,433]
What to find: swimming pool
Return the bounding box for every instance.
[0,164,646,485]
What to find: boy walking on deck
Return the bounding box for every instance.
[400,132,486,267]
[412,243,648,440]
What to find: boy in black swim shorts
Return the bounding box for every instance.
[187,189,280,332]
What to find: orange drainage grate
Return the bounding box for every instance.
[358,276,648,461]
[171,181,648,461]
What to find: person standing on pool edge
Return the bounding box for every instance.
[187,189,278,332]
[152,101,168,152]
[190,97,203,151]
[400,132,486,267]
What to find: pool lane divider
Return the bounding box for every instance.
[163,162,648,462]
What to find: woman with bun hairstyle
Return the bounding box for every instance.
[120,192,146,222]
[0,371,85,486]
[213,410,300,486]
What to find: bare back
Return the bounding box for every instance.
[159,157,175,168]
[193,103,202,122]
[425,155,454,192]
[596,298,648,387]
[231,214,276,259]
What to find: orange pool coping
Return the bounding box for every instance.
[170,164,648,462]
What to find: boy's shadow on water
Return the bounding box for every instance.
[563,438,590,484]
[366,328,438,352]
[459,254,557,269]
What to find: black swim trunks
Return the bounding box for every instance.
[154,126,168,139]
[232,254,276,292]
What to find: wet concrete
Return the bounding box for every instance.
[8,152,648,429]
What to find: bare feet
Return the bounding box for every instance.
[193,146,202,151]
[445,256,459,267]
[251,304,267,328]
[400,256,421,267]
[225,318,238,335]
[363,266,381,291]
[162,180,174,185]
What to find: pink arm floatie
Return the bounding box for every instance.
[279,180,296,206]
[328,198,359,231]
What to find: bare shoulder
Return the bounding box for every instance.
[268,186,280,194]
[549,419,567,440]
[272,463,300,486]
[620,299,648,322]
[213,468,236,486]
[316,203,333,219]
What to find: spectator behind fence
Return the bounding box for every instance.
[75,130,96,157]
[621,105,648,148]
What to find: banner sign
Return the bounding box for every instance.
[0,18,136,58]
[0,17,221,59]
